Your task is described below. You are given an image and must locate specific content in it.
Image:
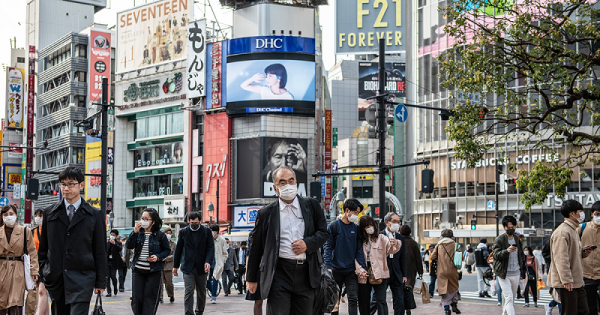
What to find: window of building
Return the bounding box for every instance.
[75,44,87,58]
[76,71,86,82]
[196,115,204,135]
[133,141,184,168]
[135,112,184,140]
[71,148,85,164]
[133,173,184,198]
[17,57,25,63]
[352,180,373,198]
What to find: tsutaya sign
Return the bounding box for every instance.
[451,153,560,170]
[545,193,600,207]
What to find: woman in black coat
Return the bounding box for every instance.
[126,208,171,315]
[106,229,126,297]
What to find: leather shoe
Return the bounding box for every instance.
[170,296,175,303]
[484,292,492,298]
[106,293,112,297]
[159,299,163,304]
[119,289,125,292]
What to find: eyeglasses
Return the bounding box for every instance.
[275,179,296,187]
[60,182,80,189]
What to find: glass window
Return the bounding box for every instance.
[133,173,183,198]
[171,173,184,195]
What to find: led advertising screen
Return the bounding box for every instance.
[358,62,406,120]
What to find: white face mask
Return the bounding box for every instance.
[577,211,586,223]
[524,250,529,256]
[277,184,298,201]
[390,223,400,233]
[594,216,600,225]
[110,235,116,240]
[3,216,16,226]
[34,217,43,226]
[348,214,359,223]
[141,220,151,229]
[366,227,375,235]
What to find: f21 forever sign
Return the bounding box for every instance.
[336,0,405,54]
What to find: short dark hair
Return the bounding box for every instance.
[34,209,44,216]
[343,199,360,212]
[225,238,229,241]
[241,241,247,246]
[143,208,163,232]
[210,224,219,232]
[188,211,201,222]
[264,63,288,88]
[110,229,119,236]
[561,200,583,218]
[502,215,517,227]
[591,201,600,213]
[400,225,411,237]
[59,166,84,183]
[480,238,487,244]
[358,215,379,242]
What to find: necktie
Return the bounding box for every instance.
[67,205,75,222]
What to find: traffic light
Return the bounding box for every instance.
[422,169,435,194]
[471,219,477,230]
[39,189,59,196]
[26,178,39,200]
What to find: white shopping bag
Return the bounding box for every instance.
[413,277,423,294]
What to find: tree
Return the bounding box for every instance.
[440,0,600,209]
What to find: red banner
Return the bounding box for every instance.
[203,112,231,223]
[90,30,111,103]
[24,45,36,223]
[324,110,332,209]
[211,42,222,108]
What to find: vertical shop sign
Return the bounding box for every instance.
[24,45,35,223]
[211,42,222,108]
[187,20,206,98]
[6,68,25,129]
[324,110,332,210]
[90,30,112,104]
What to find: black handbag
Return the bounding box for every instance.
[430,259,438,277]
[404,286,417,310]
[92,293,105,315]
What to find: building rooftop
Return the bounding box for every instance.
[219,0,327,9]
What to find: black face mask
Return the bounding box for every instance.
[506,229,515,236]
[190,224,200,231]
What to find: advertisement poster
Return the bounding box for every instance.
[85,135,102,207]
[211,41,222,108]
[117,0,192,73]
[324,110,332,210]
[262,137,308,198]
[6,68,24,129]
[335,0,406,54]
[203,112,231,222]
[90,30,112,103]
[227,59,315,102]
[7,143,23,159]
[187,19,206,98]
[358,62,406,120]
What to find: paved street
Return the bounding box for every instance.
[94,270,552,314]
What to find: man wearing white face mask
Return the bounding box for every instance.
[323,198,366,315]
[382,212,408,315]
[548,200,596,315]
[246,166,328,315]
[578,201,600,315]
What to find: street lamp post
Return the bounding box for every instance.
[208,202,214,224]
[216,179,220,225]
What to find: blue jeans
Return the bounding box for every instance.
[497,278,502,304]
[208,267,219,300]
[429,275,437,298]
[549,299,562,313]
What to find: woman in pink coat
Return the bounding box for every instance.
[355,215,401,315]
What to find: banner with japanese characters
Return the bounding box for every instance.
[187,19,206,98]
[6,68,24,129]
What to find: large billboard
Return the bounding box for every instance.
[236,137,308,199]
[6,68,25,129]
[358,62,406,120]
[90,30,112,103]
[116,70,186,112]
[187,19,206,98]
[203,112,231,223]
[117,0,192,73]
[335,0,406,54]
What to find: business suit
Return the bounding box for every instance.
[38,199,107,315]
[222,246,238,294]
[236,247,249,294]
[381,229,408,315]
[106,239,125,295]
[247,196,328,315]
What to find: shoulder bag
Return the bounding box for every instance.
[92,293,106,315]
[442,243,462,281]
[22,227,35,291]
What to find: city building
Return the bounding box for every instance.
[408,0,600,248]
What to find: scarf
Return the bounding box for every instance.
[437,237,455,245]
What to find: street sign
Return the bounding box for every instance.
[320,176,326,197]
[487,200,495,210]
[0,197,9,207]
[395,104,408,123]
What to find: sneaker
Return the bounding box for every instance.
[106,293,112,297]
[545,304,553,315]
[211,300,216,304]
[523,303,529,308]
[497,303,501,306]
[479,293,485,298]
[534,302,538,308]
[484,292,492,298]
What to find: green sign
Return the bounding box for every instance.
[333,134,338,147]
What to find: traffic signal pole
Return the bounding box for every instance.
[378,39,387,219]
[101,78,108,216]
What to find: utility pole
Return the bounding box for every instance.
[378,39,387,219]
[216,179,220,224]
[495,162,500,237]
[101,78,108,216]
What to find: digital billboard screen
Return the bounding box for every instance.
[226,54,315,116]
[358,62,406,120]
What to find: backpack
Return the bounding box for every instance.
[542,242,551,266]
[579,222,588,239]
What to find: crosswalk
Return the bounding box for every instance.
[459,290,555,306]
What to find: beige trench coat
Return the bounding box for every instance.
[0,224,39,310]
[430,241,460,295]
[212,235,228,280]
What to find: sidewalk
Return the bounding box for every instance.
[100,288,549,314]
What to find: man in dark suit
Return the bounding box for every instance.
[235,241,249,294]
[246,166,328,315]
[173,211,215,315]
[106,229,125,297]
[380,212,408,315]
[38,166,107,315]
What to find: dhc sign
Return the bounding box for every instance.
[227,36,316,55]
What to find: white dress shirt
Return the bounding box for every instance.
[385,228,396,258]
[278,197,306,260]
[64,198,82,212]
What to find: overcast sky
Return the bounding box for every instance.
[0,0,338,121]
